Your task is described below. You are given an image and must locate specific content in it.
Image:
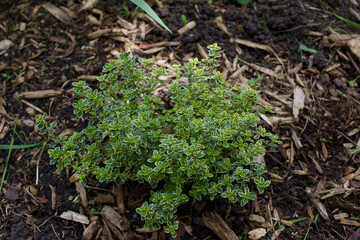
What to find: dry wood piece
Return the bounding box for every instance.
[76,182,88,208]
[305,187,330,221]
[42,3,73,25]
[293,86,305,119]
[79,0,100,12]
[248,228,266,240]
[94,193,115,204]
[88,29,112,39]
[348,36,360,58]
[49,184,56,211]
[15,90,62,99]
[100,206,131,240]
[214,16,233,37]
[177,21,196,35]
[82,221,99,240]
[60,211,89,224]
[231,38,272,52]
[112,185,125,214]
[291,128,303,149]
[202,212,238,240]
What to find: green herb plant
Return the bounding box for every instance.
[36,43,280,237]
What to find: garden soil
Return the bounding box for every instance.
[0,0,360,239]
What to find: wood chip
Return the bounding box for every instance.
[231,38,272,52]
[60,211,89,224]
[202,212,238,240]
[88,29,111,39]
[42,3,73,25]
[249,214,265,224]
[291,128,303,149]
[112,185,125,214]
[117,16,136,30]
[15,90,62,99]
[334,213,349,220]
[49,184,56,211]
[248,228,266,240]
[214,16,233,37]
[100,206,131,239]
[77,75,98,81]
[75,182,88,208]
[177,21,196,35]
[82,221,99,240]
[305,187,330,221]
[293,86,305,119]
[197,43,208,59]
[78,0,100,12]
[339,218,360,227]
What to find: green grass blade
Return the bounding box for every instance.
[0,142,42,150]
[0,136,14,193]
[332,12,360,30]
[130,0,172,33]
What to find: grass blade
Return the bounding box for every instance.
[0,142,42,150]
[130,0,172,33]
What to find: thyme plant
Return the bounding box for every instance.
[36,44,280,237]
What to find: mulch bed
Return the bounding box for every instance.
[1,0,360,239]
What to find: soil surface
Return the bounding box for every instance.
[1,0,360,239]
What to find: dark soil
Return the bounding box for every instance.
[1,0,360,239]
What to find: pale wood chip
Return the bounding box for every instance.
[117,16,136,30]
[324,63,341,73]
[87,14,101,25]
[214,16,233,37]
[288,62,303,75]
[270,228,285,240]
[305,31,323,37]
[248,228,266,240]
[339,218,360,227]
[291,128,303,149]
[249,214,265,224]
[348,36,360,59]
[350,8,360,22]
[49,184,56,211]
[202,212,238,240]
[42,3,73,25]
[197,43,208,59]
[78,0,100,12]
[69,172,80,182]
[334,213,349,220]
[293,86,305,119]
[88,29,111,39]
[77,75,98,81]
[305,187,330,221]
[177,21,196,35]
[348,128,360,137]
[143,47,165,54]
[240,59,284,79]
[271,116,294,125]
[60,211,89,224]
[139,21,146,40]
[280,219,293,227]
[231,38,272,52]
[321,142,328,159]
[75,182,88,208]
[15,90,62,99]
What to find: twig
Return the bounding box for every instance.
[51,223,61,240]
